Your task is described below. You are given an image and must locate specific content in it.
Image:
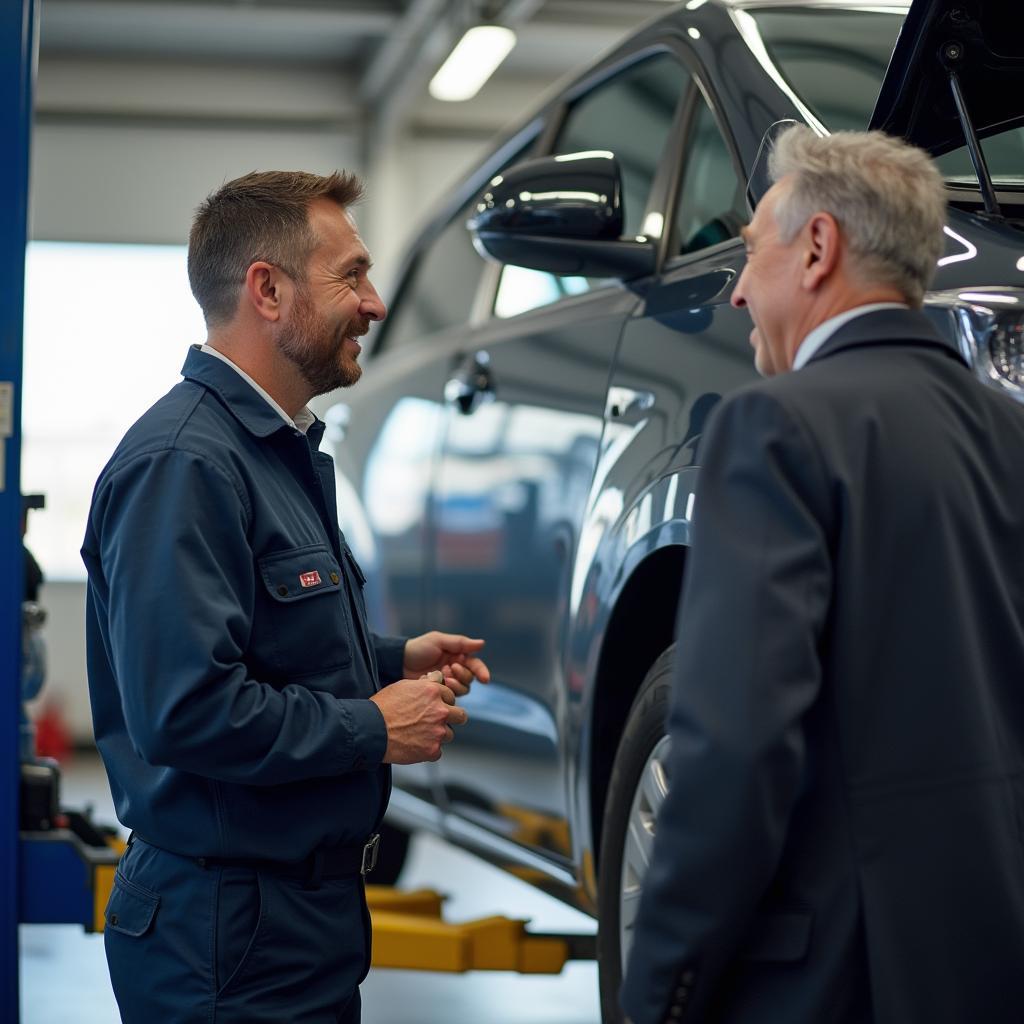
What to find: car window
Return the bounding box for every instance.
[493,52,688,320]
[673,96,747,256]
[494,266,591,319]
[381,201,487,352]
[746,9,903,132]
[936,127,1024,187]
[556,53,689,239]
[748,8,1021,188]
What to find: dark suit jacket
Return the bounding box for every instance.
[621,309,1024,1024]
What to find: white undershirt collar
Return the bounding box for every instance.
[793,303,909,371]
[200,344,316,434]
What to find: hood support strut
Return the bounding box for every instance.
[942,40,1001,218]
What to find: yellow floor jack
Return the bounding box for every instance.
[365,884,595,974]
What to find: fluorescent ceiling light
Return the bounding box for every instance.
[429,25,517,102]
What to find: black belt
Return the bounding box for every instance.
[194,833,381,889]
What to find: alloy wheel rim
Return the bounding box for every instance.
[618,733,671,971]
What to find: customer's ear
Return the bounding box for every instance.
[801,212,841,291]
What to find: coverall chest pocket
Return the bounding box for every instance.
[257,545,353,677]
[342,544,368,620]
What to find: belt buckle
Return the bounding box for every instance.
[360,833,380,877]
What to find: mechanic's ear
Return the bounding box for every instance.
[244,261,288,323]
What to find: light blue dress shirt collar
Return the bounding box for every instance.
[793,303,909,371]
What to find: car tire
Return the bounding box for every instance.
[596,645,674,1023]
[372,821,413,886]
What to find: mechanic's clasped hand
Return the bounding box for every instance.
[370,632,489,764]
[402,630,491,698]
[370,670,469,765]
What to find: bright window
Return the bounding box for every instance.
[494,266,590,319]
[21,242,206,580]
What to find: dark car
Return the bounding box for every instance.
[326,0,1024,1017]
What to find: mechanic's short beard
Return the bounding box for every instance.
[278,286,363,396]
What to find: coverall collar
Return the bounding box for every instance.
[181,344,326,446]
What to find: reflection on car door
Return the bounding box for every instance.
[334,196,499,811]
[608,86,759,508]
[431,291,635,864]
[429,51,692,865]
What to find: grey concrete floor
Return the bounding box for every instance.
[19,754,600,1024]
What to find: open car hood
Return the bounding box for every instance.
[869,0,1024,156]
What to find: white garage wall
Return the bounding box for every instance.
[31,121,362,245]
[30,57,363,245]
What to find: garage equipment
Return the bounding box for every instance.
[366,884,595,974]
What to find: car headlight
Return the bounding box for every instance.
[926,288,1024,401]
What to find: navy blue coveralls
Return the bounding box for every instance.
[82,346,406,1023]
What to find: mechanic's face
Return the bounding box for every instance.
[731,179,804,376]
[278,200,386,396]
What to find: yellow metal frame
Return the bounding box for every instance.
[93,835,127,933]
[366,887,575,974]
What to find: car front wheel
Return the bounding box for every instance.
[596,645,674,1023]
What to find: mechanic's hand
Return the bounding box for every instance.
[370,671,468,764]
[403,631,491,697]
[435,661,480,698]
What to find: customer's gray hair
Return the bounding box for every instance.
[768,126,946,307]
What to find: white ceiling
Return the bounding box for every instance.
[39,1,673,76]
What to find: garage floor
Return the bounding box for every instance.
[19,754,600,1024]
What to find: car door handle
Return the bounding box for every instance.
[444,353,495,415]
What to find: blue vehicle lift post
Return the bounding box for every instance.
[2,0,38,1019]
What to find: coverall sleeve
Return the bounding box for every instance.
[371,634,407,686]
[92,447,388,785]
[620,389,834,1023]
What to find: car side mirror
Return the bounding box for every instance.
[468,151,656,280]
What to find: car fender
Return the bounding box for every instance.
[563,463,700,894]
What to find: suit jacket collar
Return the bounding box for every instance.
[806,307,968,369]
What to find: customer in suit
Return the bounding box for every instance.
[620,126,1024,1024]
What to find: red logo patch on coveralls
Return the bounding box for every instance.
[299,570,321,588]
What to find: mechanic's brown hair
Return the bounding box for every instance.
[188,170,364,326]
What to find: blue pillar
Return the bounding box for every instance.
[1,0,38,1019]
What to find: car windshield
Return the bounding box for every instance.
[746,6,1024,187]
